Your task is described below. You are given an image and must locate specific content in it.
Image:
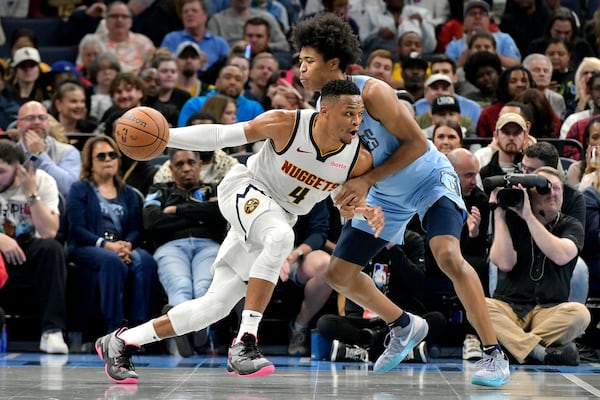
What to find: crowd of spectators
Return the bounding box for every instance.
[0,0,599,364]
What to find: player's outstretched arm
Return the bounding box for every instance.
[168,110,298,151]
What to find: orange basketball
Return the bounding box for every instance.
[114,106,169,161]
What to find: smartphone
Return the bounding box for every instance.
[279,69,293,85]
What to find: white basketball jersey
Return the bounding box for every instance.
[246,109,362,215]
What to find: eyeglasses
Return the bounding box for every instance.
[19,114,49,122]
[107,14,131,19]
[95,151,118,161]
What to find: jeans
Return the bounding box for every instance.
[154,237,220,306]
[489,257,589,304]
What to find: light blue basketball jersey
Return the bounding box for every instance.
[349,75,466,243]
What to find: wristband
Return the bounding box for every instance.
[294,248,304,257]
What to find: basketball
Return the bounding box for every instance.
[114,106,169,161]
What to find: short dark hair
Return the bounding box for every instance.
[429,54,457,74]
[244,16,271,37]
[186,111,217,126]
[497,66,536,103]
[467,30,496,49]
[321,79,360,100]
[432,120,463,145]
[0,139,25,165]
[168,147,200,162]
[524,141,559,168]
[292,13,361,73]
[504,101,534,122]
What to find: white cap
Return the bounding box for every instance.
[11,47,41,67]
[175,41,202,57]
[425,73,453,87]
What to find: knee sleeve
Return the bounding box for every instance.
[248,217,295,284]
[167,264,247,336]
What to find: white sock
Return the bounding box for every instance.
[236,310,263,342]
[119,320,160,347]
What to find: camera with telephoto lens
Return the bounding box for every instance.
[482,174,551,209]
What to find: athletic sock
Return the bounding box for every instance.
[482,344,502,355]
[530,344,546,362]
[390,311,411,328]
[119,320,159,347]
[236,310,263,342]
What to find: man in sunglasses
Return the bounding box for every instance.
[487,166,590,366]
[16,101,81,198]
[0,139,69,354]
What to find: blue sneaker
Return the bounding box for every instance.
[471,349,510,387]
[373,312,429,373]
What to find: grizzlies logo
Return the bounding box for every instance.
[244,198,260,214]
[439,170,461,196]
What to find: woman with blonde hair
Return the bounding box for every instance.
[569,57,600,115]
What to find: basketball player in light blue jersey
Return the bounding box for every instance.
[293,14,510,387]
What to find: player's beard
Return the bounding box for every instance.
[0,169,17,193]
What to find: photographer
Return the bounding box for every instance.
[486,167,590,365]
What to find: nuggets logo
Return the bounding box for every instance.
[244,198,260,214]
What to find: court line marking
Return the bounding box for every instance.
[562,373,600,397]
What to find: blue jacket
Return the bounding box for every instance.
[66,180,143,253]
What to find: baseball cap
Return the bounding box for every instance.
[425,73,453,88]
[51,60,81,77]
[401,52,428,70]
[464,0,490,16]
[432,95,460,114]
[11,47,41,67]
[175,41,202,57]
[496,112,527,131]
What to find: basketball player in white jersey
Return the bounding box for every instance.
[95,79,383,383]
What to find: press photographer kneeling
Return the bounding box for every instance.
[483,167,591,365]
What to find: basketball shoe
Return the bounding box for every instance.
[227,333,275,377]
[471,348,510,387]
[95,327,140,384]
[373,312,429,373]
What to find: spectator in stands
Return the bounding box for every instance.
[566,115,600,187]
[421,94,474,138]
[446,1,521,69]
[200,94,238,125]
[148,54,192,119]
[527,7,594,68]
[49,80,97,135]
[522,53,566,120]
[92,1,155,74]
[562,71,600,143]
[76,34,106,87]
[487,166,590,366]
[5,47,51,106]
[282,199,335,356]
[87,52,120,122]
[463,50,502,107]
[0,62,20,131]
[247,53,280,108]
[415,74,476,131]
[514,88,560,139]
[67,135,157,332]
[436,0,497,53]
[301,0,360,39]
[361,0,437,56]
[143,147,228,356]
[364,49,394,87]
[400,52,428,100]
[479,112,529,184]
[160,0,230,72]
[422,54,482,125]
[0,139,69,354]
[207,0,290,53]
[267,80,312,111]
[390,29,424,89]
[174,42,210,98]
[178,65,264,127]
[431,120,463,155]
[15,101,81,198]
[567,57,600,117]
[544,38,575,109]
[243,17,292,69]
[153,112,238,186]
[477,66,535,137]
[500,0,552,57]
